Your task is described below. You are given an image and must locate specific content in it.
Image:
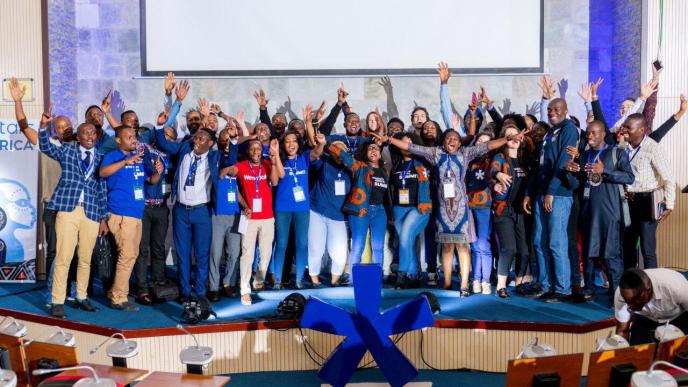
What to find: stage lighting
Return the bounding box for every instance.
[595,332,630,351]
[0,369,16,387]
[655,322,684,343]
[418,291,441,314]
[277,293,307,319]
[517,337,556,359]
[33,365,116,387]
[0,317,26,338]
[176,324,213,375]
[90,333,138,367]
[631,360,688,387]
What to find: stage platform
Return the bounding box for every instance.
[0,281,617,376]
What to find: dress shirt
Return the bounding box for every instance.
[625,136,675,209]
[177,150,211,206]
[615,269,688,323]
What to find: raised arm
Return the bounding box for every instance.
[310,132,327,161]
[253,87,274,135]
[38,125,64,160]
[8,77,39,145]
[649,94,686,142]
[100,150,144,178]
[437,62,460,134]
[537,76,557,122]
[378,76,399,119]
[101,90,121,129]
[268,139,284,185]
[153,112,182,155]
[610,80,657,132]
[326,142,356,170]
[643,65,662,130]
[146,156,163,185]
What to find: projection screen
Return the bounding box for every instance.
[141,0,543,76]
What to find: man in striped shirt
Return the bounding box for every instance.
[621,113,675,270]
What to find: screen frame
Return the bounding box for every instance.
[139,0,544,77]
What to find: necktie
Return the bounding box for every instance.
[81,151,91,176]
[185,155,200,187]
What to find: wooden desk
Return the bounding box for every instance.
[0,333,26,386]
[506,353,584,387]
[136,371,230,387]
[58,363,148,386]
[586,344,655,387]
[657,335,688,363]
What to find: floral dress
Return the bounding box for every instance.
[408,143,489,243]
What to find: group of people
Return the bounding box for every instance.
[7,60,686,318]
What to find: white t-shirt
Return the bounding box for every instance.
[614,268,688,323]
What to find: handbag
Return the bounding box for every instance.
[95,235,115,289]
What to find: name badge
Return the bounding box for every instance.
[227,189,237,203]
[293,186,306,202]
[253,198,262,213]
[162,183,171,195]
[443,182,456,199]
[134,184,144,200]
[583,186,590,199]
[335,180,346,196]
[398,189,410,205]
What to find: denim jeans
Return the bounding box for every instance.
[393,206,429,278]
[470,207,493,283]
[307,210,349,276]
[533,195,573,295]
[349,205,387,281]
[273,211,310,284]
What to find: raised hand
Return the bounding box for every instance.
[127,150,145,165]
[640,79,659,100]
[236,110,246,124]
[156,111,169,126]
[525,101,541,116]
[437,62,451,84]
[302,104,313,121]
[369,132,389,144]
[315,100,327,121]
[451,112,461,130]
[337,82,349,105]
[8,77,26,102]
[478,86,493,107]
[577,82,593,103]
[651,63,663,82]
[538,75,556,99]
[315,132,326,145]
[101,90,112,114]
[253,87,269,107]
[40,102,55,126]
[377,76,393,94]
[175,80,190,101]
[679,94,687,113]
[154,157,164,174]
[164,72,176,95]
[498,98,512,115]
[198,97,210,117]
[210,103,222,115]
[269,138,280,158]
[557,78,569,98]
[591,77,604,99]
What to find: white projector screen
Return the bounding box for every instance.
[141,0,543,76]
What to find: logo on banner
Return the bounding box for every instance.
[0,179,37,264]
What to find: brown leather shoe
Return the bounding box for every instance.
[221,286,235,298]
[208,291,220,302]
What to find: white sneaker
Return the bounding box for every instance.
[472,280,482,294]
[241,294,252,306]
[482,282,492,295]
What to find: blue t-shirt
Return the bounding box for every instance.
[143,148,174,201]
[214,175,241,215]
[238,142,271,160]
[101,149,150,219]
[309,154,351,221]
[275,151,311,212]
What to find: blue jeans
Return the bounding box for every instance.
[470,207,493,282]
[273,211,309,284]
[173,203,212,297]
[349,205,387,280]
[533,195,573,295]
[393,206,430,278]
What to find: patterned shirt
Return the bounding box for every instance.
[625,136,675,210]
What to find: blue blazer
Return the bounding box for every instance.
[39,130,107,222]
[154,128,235,204]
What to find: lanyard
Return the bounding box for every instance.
[401,160,413,189]
[627,138,645,162]
[445,155,455,180]
[542,128,561,149]
[288,157,299,184]
[345,136,358,154]
[248,162,262,195]
[81,150,94,177]
[587,145,606,164]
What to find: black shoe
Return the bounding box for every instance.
[51,304,67,318]
[136,293,153,305]
[544,293,571,303]
[208,291,220,302]
[395,273,409,289]
[536,290,555,300]
[497,288,510,298]
[74,298,99,312]
[408,277,421,289]
[570,292,587,304]
[178,295,188,304]
[515,284,537,296]
[221,286,235,298]
[112,301,140,312]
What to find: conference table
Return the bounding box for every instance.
[56,363,230,386]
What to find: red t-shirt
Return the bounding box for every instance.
[236,160,273,219]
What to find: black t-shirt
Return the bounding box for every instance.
[508,157,527,204]
[369,167,389,205]
[390,160,419,206]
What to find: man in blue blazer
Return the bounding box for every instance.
[39,123,109,318]
[154,111,235,302]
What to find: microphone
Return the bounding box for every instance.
[176,324,200,348]
[90,333,126,355]
[33,365,116,387]
[631,360,688,387]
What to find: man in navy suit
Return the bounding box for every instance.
[39,123,109,318]
[154,108,234,302]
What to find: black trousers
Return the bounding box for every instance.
[630,312,688,345]
[42,206,58,279]
[135,205,170,295]
[494,206,529,278]
[623,193,658,270]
